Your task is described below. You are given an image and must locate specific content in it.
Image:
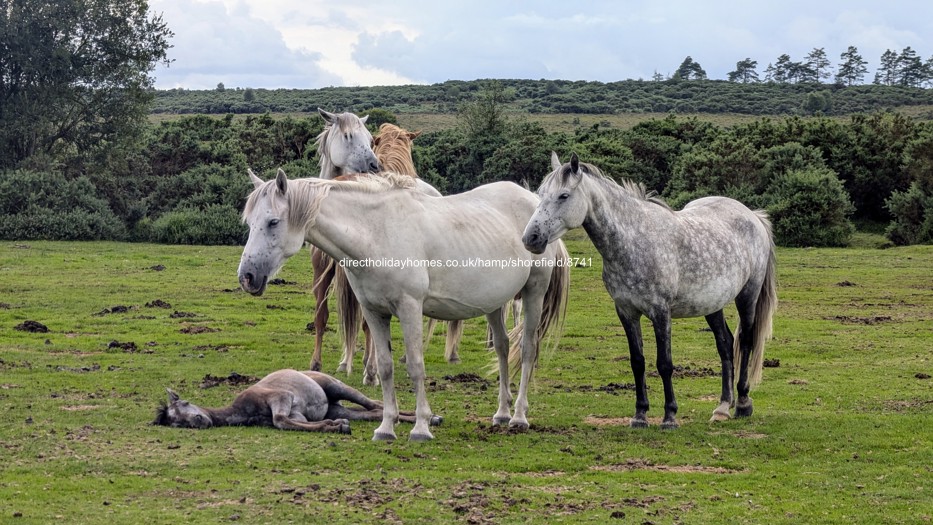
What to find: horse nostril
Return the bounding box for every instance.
[243,272,254,285]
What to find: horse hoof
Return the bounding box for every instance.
[492,416,510,426]
[661,420,679,430]
[311,362,321,372]
[735,405,753,418]
[629,418,649,429]
[508,420,529,431]
[363,376,377,387]
[373,431,396,442]
[336,364,348,374]
[447,357,461,364]
[709,412,731,422]
[409,431,434,442]
[339,423,351,435]
[430,415,444,426]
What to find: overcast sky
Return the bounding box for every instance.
[149,0,933,90]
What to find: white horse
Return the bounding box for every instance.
[315,108,380,178]
[523,153,776,428]
[238,170,570,442]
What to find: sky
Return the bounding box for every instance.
[149,0,933,90]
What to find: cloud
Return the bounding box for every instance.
[151,0,342,89]
[150,0,933,88]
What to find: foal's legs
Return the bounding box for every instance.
[266,391,350,434]
[485,308,512,426]
[705,310,735,421]
[617,307,649,428]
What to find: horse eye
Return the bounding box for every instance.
[558,192,570,201]
[268,218,280,227]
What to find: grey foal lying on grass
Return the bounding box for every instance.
[153,369,442,434]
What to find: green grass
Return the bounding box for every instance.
[1,233,930,524]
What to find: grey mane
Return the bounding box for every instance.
[571,161,672,211]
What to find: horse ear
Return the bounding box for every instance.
[550,151,562,171]
[318,108,336,124]
[166,388,179,404]
[247,168,264,189]
[373,135,382,147]
[359,114,370,124]
[570,152,580,173]
[409,130,422,140]
[275,168,288,195]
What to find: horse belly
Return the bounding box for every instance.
[423,266,528,320]
[670,276,744,318]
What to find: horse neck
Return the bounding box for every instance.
[318,156,342,179]
[202,405,244,426]
[581,177,651,261]
[302,187,383,262]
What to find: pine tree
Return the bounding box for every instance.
[727,58,760,83]
[835,46,868,86]
[874,49,899,85]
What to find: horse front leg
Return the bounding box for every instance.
[361,321,379,386]
[617,308,649,427]
[397,298,435,442]
[360,310,398,441]
[705,310,735,421]
[511,287,545,430]
[485,308,512,426]
[649,310,678,429]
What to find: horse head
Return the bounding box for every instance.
[522,152,589,254]
[317,109,381,178]
[153,388,213,428]
[237,168,309,296]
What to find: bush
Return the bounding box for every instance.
[767,168,855,247]
[885,182,933,245]
[148,204,246,245]
[0,170,126,240]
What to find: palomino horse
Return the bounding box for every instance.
[153,369,441,433]
[523,153,776,429]
[238,171,569,441]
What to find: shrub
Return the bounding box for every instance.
[148,204,246,245]
[766,168,855,247]
[885,182,933,245]
[0,170,125,240]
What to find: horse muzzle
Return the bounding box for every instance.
[522,231,548,254]
[239,271,268,296]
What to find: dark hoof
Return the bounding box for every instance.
[735,405,753,418]
[447,357,461,364]
[630,418,649,429]
[409,432,434,442]
[311,362,322,372]
[373,431,396,442]
[339,423,351,434]
[660,420,679,430]
[430,415,444,426]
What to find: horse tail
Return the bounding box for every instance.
[445,320,464,363]
[507,240,570,379]
[424,318,439,349]
[735,211,778,389]
[310,247,335,299]
[334,265,361,376]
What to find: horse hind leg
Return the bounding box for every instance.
[705,310,735,422]
[310,250,336,372]
[733,287,761,418]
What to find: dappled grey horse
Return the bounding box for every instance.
[523,153,776,429]
[153,369,441,433]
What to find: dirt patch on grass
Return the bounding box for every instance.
[145,299,172,308]
[444,372,489,385]
[61,405,99,411]
[557,382,638,395]
[649,365,718,378]
[826,315,893,325]
[93,305,132,316]
[199,372,259,389]
[180,325,218,334]
[170,311,197,318]
[882,398,933,412]
[14,320,48,333]
[591,458,742,474]
[584,416,665,427]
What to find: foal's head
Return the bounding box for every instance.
[153,389,213,429]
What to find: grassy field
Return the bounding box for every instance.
[0,233,930,524]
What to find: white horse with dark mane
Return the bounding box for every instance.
[238,170,570,441]
[523,153,776,429]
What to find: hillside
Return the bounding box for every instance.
[152,79,933,118]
